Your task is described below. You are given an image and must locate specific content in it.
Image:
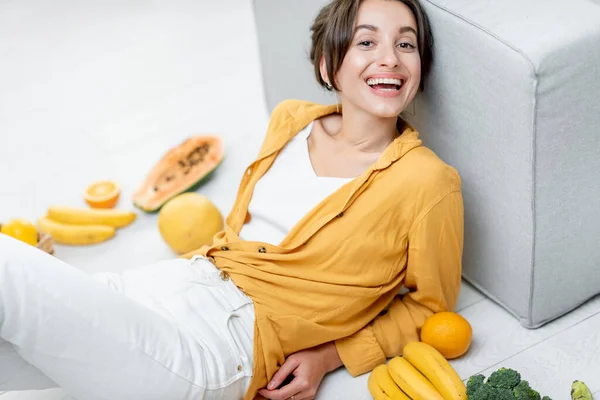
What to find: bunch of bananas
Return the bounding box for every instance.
[37,206,136,245]
[368,341,467,400]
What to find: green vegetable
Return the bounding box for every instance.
[496,388,518,400]
[513,380,541,400]
[466,367,553,400]
[469,384,494,400]
[571,380,593,400]
[466,374,486,396]
[487,367,522,389]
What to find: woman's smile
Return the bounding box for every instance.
[364,73,407,98]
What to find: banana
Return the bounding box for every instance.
[368,364,411,400]
[402,341,467,400]
[37,217,115,245]
[387,356,444,400]
[47,206,136,228]
[571,380,593,400]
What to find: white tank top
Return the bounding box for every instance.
[238,122,353,245]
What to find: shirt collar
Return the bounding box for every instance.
[257,100,422,167]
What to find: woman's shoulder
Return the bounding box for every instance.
[269,99,327,121]
[398,145,462,194]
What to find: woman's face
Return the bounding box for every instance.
[330,0,422,119]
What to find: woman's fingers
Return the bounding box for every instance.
[267,356,300,390]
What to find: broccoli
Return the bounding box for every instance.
[513,380,541,400]
[487,367,522,389]
[496,388,518,400]
[468,384,494,400]
[465,368,553,400]
[468,385,520,400]
[466,374,486,396]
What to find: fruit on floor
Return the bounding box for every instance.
[132,135,224,213]
[158,193,224,254]
[1,218,38,246]
[83,180,121,209]
[368,364,411,400]
[402,341,467,400]
[571,380,592,400]
[47,206,136,228]
[37,217,115,245]
[420,311,472,359]
[387,356,444,400]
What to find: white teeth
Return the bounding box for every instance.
[366,78,403,86]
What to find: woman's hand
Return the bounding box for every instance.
[257,342,343,400]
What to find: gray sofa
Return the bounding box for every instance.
[252,0,600,397]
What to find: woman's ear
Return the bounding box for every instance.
[319,55,330,88]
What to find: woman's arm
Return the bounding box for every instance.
[335,190,464,376]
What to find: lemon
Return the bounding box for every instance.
[1,218,39,246]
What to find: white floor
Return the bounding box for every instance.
[1,1,599,399]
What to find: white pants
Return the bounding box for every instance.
[0,234,255,400]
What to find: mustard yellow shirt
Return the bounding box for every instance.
[184,99,464,399]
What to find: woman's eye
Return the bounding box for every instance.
[358,40,374,47]
[398,42,416,49]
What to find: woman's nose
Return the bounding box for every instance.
[377,45,399,68]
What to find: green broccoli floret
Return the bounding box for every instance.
[487,367,521,389]
[468,384,494,400]
[496,387,518,400]
[513,379,541,400]
[466,374,486,396]
[541,397,553,400]
[468,385,517,400]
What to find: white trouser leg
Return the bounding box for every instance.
[0,337,57,390]
[0,233,254,400]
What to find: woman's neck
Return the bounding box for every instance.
[326,102,399,154]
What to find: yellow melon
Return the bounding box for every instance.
[158,193,224,254]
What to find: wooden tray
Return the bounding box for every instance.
[0,224,54,255]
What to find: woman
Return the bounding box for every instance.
[0,0,463,399]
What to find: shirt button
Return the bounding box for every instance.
[237,365,243,372]
[220,271,230,281]
[258,246,267,253]
[220,246,229,251]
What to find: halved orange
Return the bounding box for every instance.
[83,180,121,209]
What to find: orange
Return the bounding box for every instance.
[83,180,121,209]
[420,311,472,359]
[1,218,38,246]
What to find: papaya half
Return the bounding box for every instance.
[132,135,224,213]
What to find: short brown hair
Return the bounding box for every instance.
[309,0,434,92]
